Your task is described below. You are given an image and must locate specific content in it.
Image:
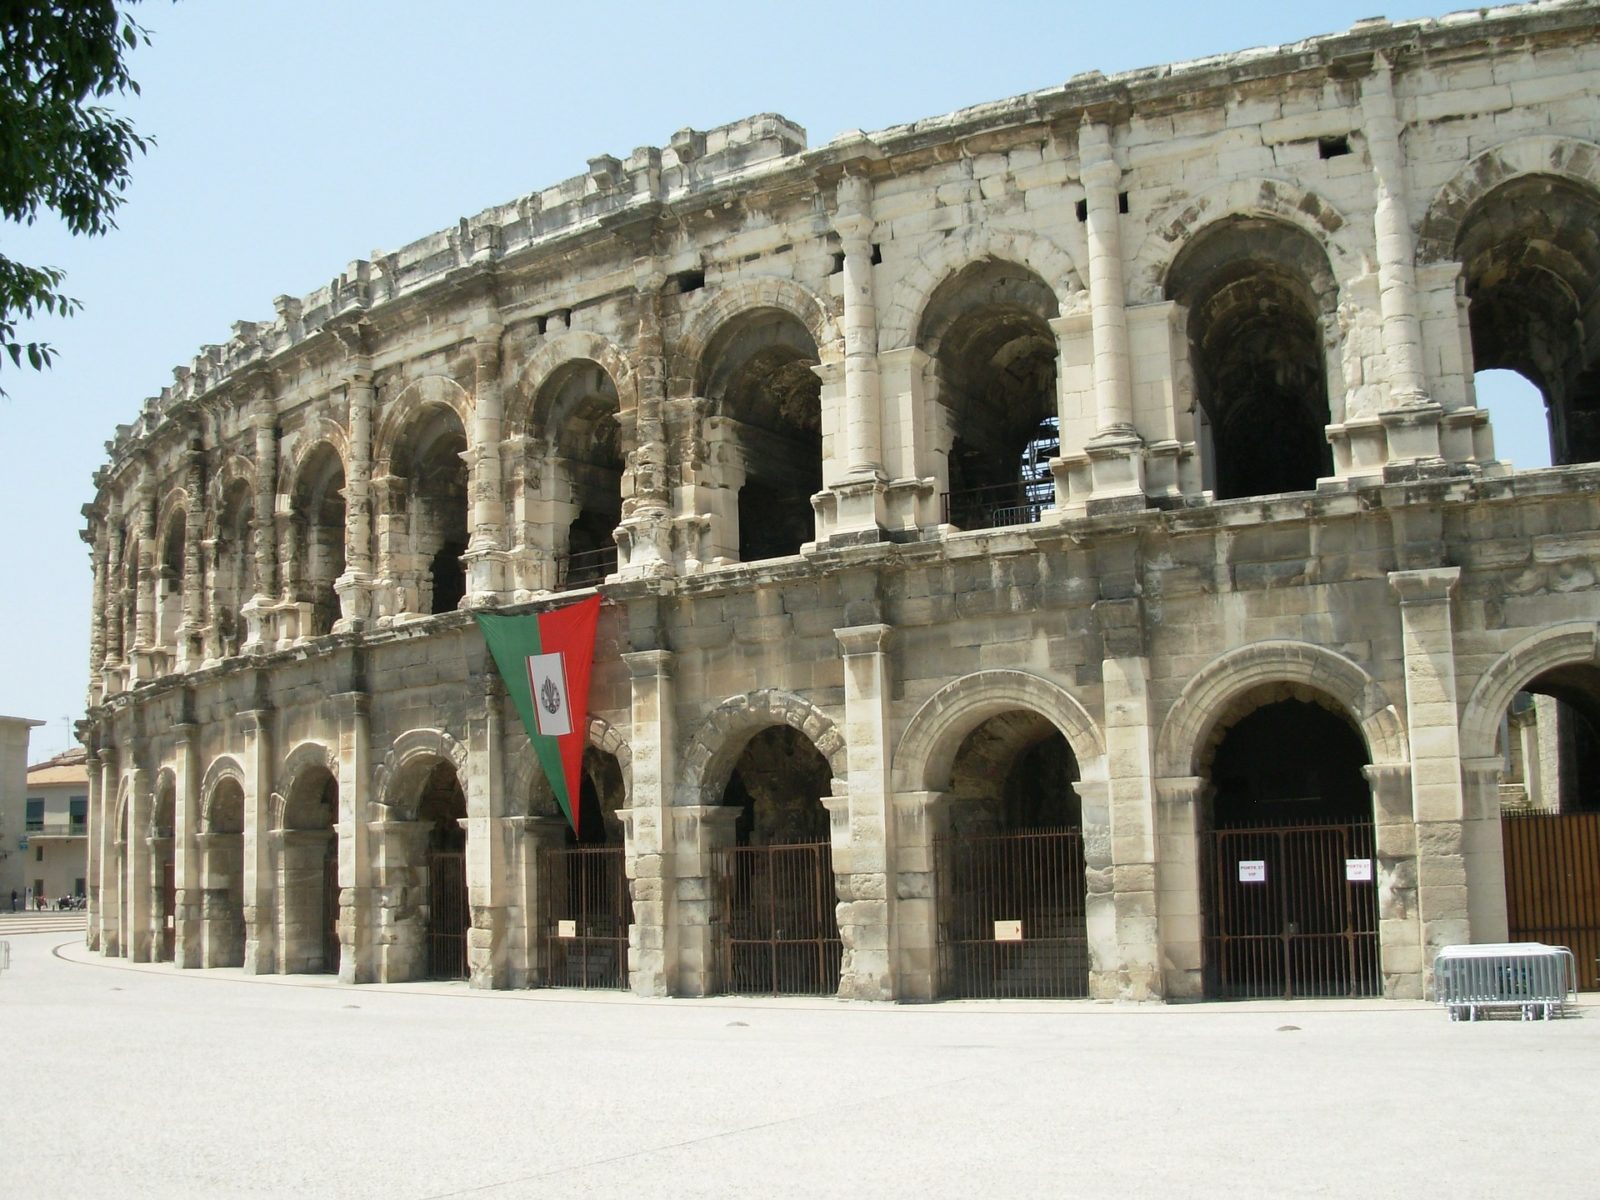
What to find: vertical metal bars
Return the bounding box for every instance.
[1502,811,1600,991]
[321,845,340,972]
[1202,822,1380,999]
[716,841,841,996]
[541,844,630,990]
[934,828,1088,999]
[427,849,469,980]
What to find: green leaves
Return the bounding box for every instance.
[0,2,156,394]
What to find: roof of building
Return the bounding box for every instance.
[27,746,89,787]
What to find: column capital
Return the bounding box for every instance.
[1387,566,1460,604]
[623,648,674,679]
[835,623,892,657]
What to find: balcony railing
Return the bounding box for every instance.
[941,481,1052,532]
[27,820,88,837]
[557,545,618,592]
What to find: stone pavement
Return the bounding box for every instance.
[2,930,1594,1199]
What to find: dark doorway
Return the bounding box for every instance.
[542,748,630,990]
[418,761,469,980]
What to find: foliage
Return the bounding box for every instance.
[0,2,153,388]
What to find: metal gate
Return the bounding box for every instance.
[1503,811,1600,991]
[321,846,340,973]
[717,841,841,996]
[427,850,469,980]
[1203,822,1380,999]
[160,856,176,961]
[542,845,630,989]
[935,828,1088,999]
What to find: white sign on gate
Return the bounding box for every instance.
[993,920,1023,942]
[557,920,577,939]
[1238,860,1267,883]
[1345,858,1373,882]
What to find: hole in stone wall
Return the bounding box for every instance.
[870,243,883,265]
[1075,199,1088,222]
[1317,135,1351,159]
[1117,191,1129,214]
[830,250,845,275]
[667,269,705,294]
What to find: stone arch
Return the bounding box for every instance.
[278,419,351,496]
[506,714,634,817]
[883,228,1086,352]
[1417,135,1600,266]
[1459,622,1600,763]
[205,453,257,513]
[154,486,192,546]
[276,740,340,825]
[1129,177,1361,305]
[504,331,639,437]
[370,726,470,819]
[675,690,847,807]
[892,670,1107,795]
[373,374,473,472]
[671,276,841,395]
[151,766,178,835]
[1154,641,1408,780]
[199,755,247,829]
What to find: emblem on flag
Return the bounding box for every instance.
[525,652,572,736]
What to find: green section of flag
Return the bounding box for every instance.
[475,611,573,828]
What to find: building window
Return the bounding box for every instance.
[70,796,88,834]
[25,798,43,832]
[36,845,44,862]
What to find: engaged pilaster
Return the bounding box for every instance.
[834,623,895,999]
[825,175,889,542]
[335,362,377,630]
[463,327,512,603]
[621,646,676,994]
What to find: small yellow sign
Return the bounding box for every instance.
[557,919,577,939]
[993,920,1023,942]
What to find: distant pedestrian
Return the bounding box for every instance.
[9,888,16,911]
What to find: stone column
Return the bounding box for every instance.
[463,328,510,603]
[889,791,950,1001]
[95,747,120,954]
[84,747,103,950]
[464,672,510,988]
[1366,762,1422,998]
[271,828,335,972]
[125,765,153,961]
[1363,56,1445,471]
[1388,566,1466,989]
[242,396,279,648]
[621,647,676,994]
[85,519,107,703]
[366,818,430,982]
[834,623,895,999]
[1080,119,1145,509]
[1153,776,1207,999]
[828,175,888,540]
[1460,756,1510,942]
[335,364,376,630]
[670,805,739,996]
[370,473,410,620]
[179,441,205,669]
[172,722,203,967]
[240,707,277,974]
[1093,594,1162,1000]
[130,478,157,680]
[101,496,125,679]
[333,691,370,983]
[614,264,674,578]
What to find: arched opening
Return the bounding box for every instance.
[1457,175,1600,466]
[1474,369,1552,469]
[1167,217,1336,500]
[1497,663,1600,990]
[539,746,630,989]
[200,778,245,968]
[212,482,253,658]
[920,259,1060,530]
[415,760,469,980]
[393,406,468,615]
[541,361,623,590]
[288,444,346,638]
[156,511,186,657]
[699,309,821,562]
[717,725,839,995]
[1198,692,1377,999]
[151,777,176,962]
[280,763,339,974]
[937,710,1086,998]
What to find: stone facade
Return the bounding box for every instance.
[82,2,1600,1001]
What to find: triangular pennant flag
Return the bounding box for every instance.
[474,595,601,836]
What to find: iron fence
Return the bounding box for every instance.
[558,546,617,591]
[940,482,1048,532]
[717,841,841,996]
[427,849,470,980]
[542,844,630,990]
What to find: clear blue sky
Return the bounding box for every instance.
[0,1,1549,758]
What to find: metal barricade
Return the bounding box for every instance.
[1433,943,1578,1021]
[0,940,9,974]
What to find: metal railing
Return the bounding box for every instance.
[557,545,618,591]
[717,840,841,996]
[25,820,87,837]
[542,844,630,990]
[940,481,1050,532]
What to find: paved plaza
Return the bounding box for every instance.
[2,928,1594,1199]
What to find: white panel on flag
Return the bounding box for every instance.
[525,652,573,737]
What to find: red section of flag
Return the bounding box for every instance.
[537,594,601,836]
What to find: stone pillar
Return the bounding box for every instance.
[173,722,203,967]
[334,691,370,983]
[1366,762,1422,998]
[85,519,108,704]
[828,175,888,539]
[669,805,739,996]
[240,707,277,974]
[147,831,173,961]
[366,819,430,982]
[621,648,676,994]
[271,828,335,973]
[84,746,103,950]
[1461,756,1510,942]
[889,791,950,1001]
[1080,119,1145,509]
[614,264,674,579]
[1153,776,1206,999]
[370,474,410,621]
[334,364,376,631]
[242,396,279,648]
[1389,565,1466,989]
[834,623,895,998]
[179,441,205,669]
[125,765,153,961]
[1363,56,1445,471]
[196,831,245,969]
[130,478,157,680]
[464,673,510,988]
[463,328,510,603]
[1093,595,1162,1000]
[95,747,120,954]
[101,497,125,679]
